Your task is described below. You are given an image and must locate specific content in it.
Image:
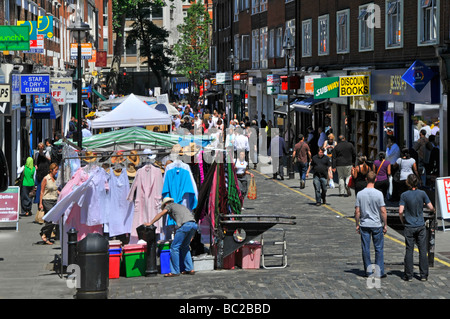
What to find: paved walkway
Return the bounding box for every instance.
[1,163,450,300]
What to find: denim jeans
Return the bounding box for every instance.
[296,162,309,182]
[360,226,385,277]
[170,221,198,274]
[313,176,327,203]
[404,225,428,278]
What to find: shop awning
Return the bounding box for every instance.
[290,97,327,113]
[92,88,107,101]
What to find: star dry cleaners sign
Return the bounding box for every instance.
[314,75,370,99]
[20,74,50,94]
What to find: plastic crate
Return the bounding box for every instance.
[193,254,214,272]
[109,253,121,279]
[159,249,171,274]
[121,244,147,277]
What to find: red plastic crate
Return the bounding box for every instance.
[109,254,122,279]
[236,243,261,269]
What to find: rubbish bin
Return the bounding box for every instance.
[75,233,109,299]
[145,225,158,276]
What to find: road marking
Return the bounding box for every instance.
[252,169,450,268]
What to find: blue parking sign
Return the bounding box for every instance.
[20,74,50,94]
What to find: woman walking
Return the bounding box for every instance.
[394,148,419,197]
[373,152,391,200]
[39,163,60,245]
[20,157,36,217]
[352,156,371,196]
[235,150,254,209]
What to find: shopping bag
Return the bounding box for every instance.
[388,176,393,196]
[247,176,257,200]
[34,209,45,224]
[328,179,335,189]
[347,176,355,189]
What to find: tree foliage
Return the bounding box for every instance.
[173,1,211,85]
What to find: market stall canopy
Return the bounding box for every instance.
[91,94,171,129]
[152,103,179,116]
[97,94,157,111]
[56,126,215,151]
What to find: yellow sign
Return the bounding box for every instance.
[339,75,370,97]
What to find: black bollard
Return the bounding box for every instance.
[67,228,78,267]
[144,225,158,276]
[75,233,109,299]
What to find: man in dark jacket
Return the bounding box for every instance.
[332,135,356,197]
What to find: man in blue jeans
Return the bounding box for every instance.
[399,174,435,281]
[355,171,387,278]
[306,147,332,206]
[146,197,198,277]
[293,134,311,189]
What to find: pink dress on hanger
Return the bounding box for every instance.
[127,164,163,243]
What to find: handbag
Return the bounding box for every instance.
[247,176,257,200]
[347,176,355,189]
[29,187,37,198]
[393,159,402,183]
[34,209,45,224]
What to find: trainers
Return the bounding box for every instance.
[402,276,413,282]
[420,276,428,282]
[316,202,321,206]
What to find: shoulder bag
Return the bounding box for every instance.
[393,159,402,183]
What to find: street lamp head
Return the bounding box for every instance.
[68,15,91,32]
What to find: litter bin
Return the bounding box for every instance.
[75,233,109,299]
[144,225,158,276]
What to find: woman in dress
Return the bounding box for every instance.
[372,152,391,199]
[34,142,51,211]
[352,156,371,196]
[39,163,60,245]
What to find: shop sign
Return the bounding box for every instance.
[402,60,435,93]
[304,75,321,94]
[0,26,30,51]
[0,84,11,103]
[66,90,77,104]
[51,77,73,93]
[95,51,107,67]
[267,74,280,95]
[51,89,66,105]
[216,73,226,84]
[20,74,50,94]
[436,177,450,222]
[70,43,93,60]
[0,187,20,223]
[339,75,370,97]
[314,77,339,99]
[371,68,439,104]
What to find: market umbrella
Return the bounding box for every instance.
[155,103,168,114]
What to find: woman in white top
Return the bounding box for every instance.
[394,148,419,196]
[235,151,254,208]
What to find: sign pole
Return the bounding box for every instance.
[76,31,83,149]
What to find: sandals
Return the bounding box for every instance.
[41,234,53,245]
[181,270,195,275]
[164,273,180,277]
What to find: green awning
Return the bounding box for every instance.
[92,88,107,101]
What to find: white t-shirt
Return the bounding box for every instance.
[397,158,416,181]
[235,159,248,175]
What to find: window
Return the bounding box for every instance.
[251,0,259,14]
[358,4,374,51]
[418,0,439,46]
[285,19,295,66]
[125,38,137,56]
[260,0,267,12]
[234,35,240,69]
[252,29,260,69]
[240,0,249,10]
[276,27,283,57]
[336,9,350,54]
[241,34,250,60]
[268,29,275,58]
[318,14,329,56]
[210,46,217,72]
[234,0,239,21]
[302,19,312,57]
[260,27,268,68]
[386,0,402,48]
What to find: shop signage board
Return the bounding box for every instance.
[0,186,20,231]
[66,90,77,104]
[95,50,107,67]
[436,177,450,231]
[20,74,50,94]
[0,26,30,51]
[50,77,73,93]
[51,89,66,105]
[339,75,370,97]
[314,77,339,99]
[304,75,321,94]
[267,74,280,95]
[25,34,44,53]
[70,43,93,60]
[0,84,11,103]
[401,60,435,93]
[11,74,21,109]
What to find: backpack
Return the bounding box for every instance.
[50,145,62,165]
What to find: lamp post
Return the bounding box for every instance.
[200,68,206,111]
[68,14,91,149]
[228,49,238,121]
[283,31,295,180]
